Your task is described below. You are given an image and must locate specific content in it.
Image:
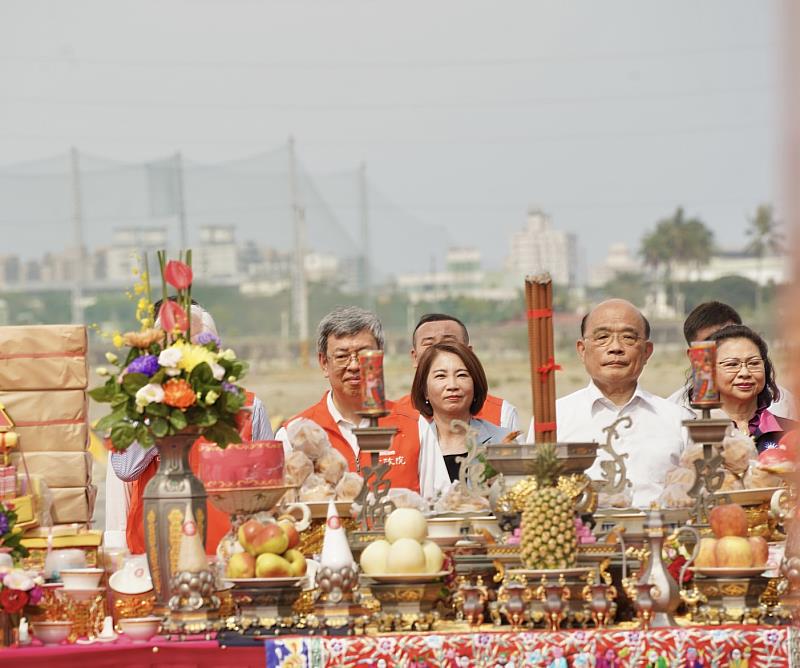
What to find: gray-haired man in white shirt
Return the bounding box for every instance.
[527,298,691,508]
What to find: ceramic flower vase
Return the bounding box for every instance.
[142,431,207,610]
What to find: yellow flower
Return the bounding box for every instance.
[173,340,217,373]
[105,352,118,364]
[112,333,124,348]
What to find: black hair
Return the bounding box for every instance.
[683,301,742,344]
[412,313,469,347]
[707,324,780,406]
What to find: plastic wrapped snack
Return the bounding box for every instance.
[335,472,364,501]
[285,450,314,487]
[316,447,348,485]
[664,466,695,487]
[287,418,331,461]
[298,473,336,502]
[678,442,707,468]
[434,481,490,515]
[597,490,633,509]
[719,469,745,492]
[743,462,783,489]
[387,488,427,513]
[659,482,693,509]
[719,431,758,476]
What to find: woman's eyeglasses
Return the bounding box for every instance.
[718,358,765,374]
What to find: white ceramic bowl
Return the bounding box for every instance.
[109,560,153,595]
[60,568,104,590]
[118,616,162,642]
[32,620,72,645]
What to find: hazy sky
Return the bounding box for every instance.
[1,0,780,271]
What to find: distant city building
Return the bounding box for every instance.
[505,210,578,286]
[588,243,642,287]
[103,226,169,283]
[195,225,239,281]
[396,247,516,302]
[671,250,788,286]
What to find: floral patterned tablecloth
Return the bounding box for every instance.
[265,626,796,668]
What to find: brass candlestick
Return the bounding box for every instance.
[684,402,730,524]
[594,415,632,498]
[353,411,397,532]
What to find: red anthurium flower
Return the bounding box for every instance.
[0,588,28,614]
[159,300,189,333]
[164,260,193,291]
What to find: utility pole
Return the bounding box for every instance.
[69,147,85,324]
[175,152,188,249]
[358,161,372,309]
[289,137,310,366]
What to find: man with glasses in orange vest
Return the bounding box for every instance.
[276,306,422,492]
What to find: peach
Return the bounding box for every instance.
[709,503,749,538]
[693,537,717,569]
[283,549,308,577]
[715,536,753,568]
[255,552,292,578]
[226,552,256,578]
[238,519,289,556]
[748,536,769,567]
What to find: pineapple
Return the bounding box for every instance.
[520,444,578,570]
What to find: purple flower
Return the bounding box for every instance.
[222,382,240,394]
[194,331,221,348]
[0,514,9,535]
[127,354,160,377]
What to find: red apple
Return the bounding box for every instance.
[255,552,292,578]
[757,448,796,475]
[238,519,289,556]
[748,536,769,567]
[779,430,799,460]
[226,552,255,578]
[715,536,753,568]
[278,518,301,551]
[283,548,307,576]
[709,503,749,539]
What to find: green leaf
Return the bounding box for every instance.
[95,405,127,433]
[204,421,242,448]
[110,423,137,450]
[150,369,166,385]
[110,391,130,408]
[186,405,216,427]
[151,417,169,437]
[169,409,188,431]
[138,426,155,448]
[88,384,114,402]
[189,362,214,385]
[122,373,149,396]
[145,402,169,418]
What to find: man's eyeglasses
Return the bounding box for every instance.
[718,358,765,374]
[585,331,642,348]
[328,351,366,369]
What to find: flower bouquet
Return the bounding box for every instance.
[89,251,248,451]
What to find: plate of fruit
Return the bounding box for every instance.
[224,517,308,582]
[359,508,448,581]
[691,503,769,577]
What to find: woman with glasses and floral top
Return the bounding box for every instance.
[701,324,796,452]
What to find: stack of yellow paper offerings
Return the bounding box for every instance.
[0,325,96,526]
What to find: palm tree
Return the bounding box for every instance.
[745,204,784,313]
[639,207,714,313]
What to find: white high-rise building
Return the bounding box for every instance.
[505,210,578,286]
[196,225,239,280]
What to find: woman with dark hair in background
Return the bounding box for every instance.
[703,324,796,452]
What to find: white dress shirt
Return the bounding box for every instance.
[275,391,371,459]
[527,382,692,508]
[666,380,798,420]
[500,400,521,433]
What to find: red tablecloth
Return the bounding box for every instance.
[2,627,796,667]
[0,637,264,668]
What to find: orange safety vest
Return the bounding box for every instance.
[392,392,505,427]
[126,391,255,555]
[289,393,421,492]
